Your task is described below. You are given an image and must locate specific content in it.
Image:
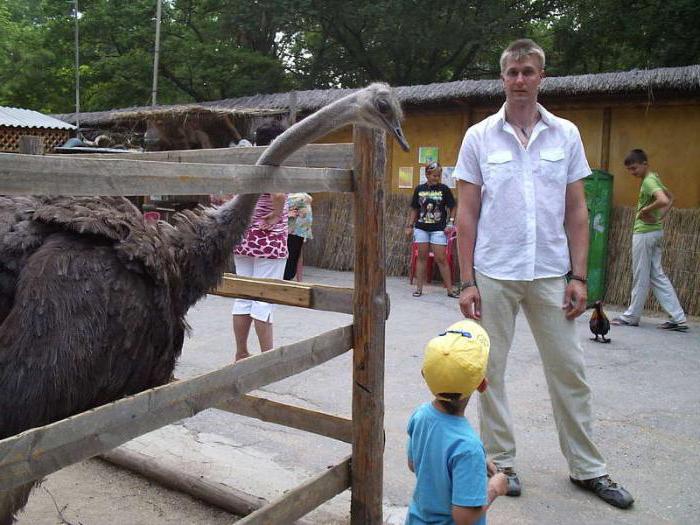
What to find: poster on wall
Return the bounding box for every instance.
[419,167,427,185]
[418,146,439,164]
[443,166,456,189]
[398,167,414,188]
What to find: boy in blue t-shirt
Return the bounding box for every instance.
[406,320,507,525]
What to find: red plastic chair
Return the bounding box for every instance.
[409,229,456,286]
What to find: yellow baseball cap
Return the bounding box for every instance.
[422,320,490,400]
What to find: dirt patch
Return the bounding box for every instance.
[16,458,238,525]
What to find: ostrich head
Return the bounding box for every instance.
[258,83,410,167]
[352,83,410,151]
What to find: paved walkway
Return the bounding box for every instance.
[19,267,700,524]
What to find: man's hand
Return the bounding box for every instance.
[562,279,587,320]
[637,207,655,224]
[459,286,481,320]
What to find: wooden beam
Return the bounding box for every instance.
[211,273,353,314]
[62,143,354,169]
[0,324,353,491]
[215,394,353,443]
[600,107,612,171]
[0,153,353,196]
[350,127,387,524]
[100,448,267,516]
[236,457,351,525]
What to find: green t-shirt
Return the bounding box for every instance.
[633,172,666,233]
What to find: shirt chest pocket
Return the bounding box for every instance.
[539,148,567,182]
[484,150,515,184]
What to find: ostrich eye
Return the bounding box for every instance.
[376,99,390,113]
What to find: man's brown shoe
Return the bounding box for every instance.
[570,475,634,509]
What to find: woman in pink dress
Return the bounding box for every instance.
[232,121,289,361]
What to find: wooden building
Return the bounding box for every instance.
[57,65,699,207]
[0,106,75,153]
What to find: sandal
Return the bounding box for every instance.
[447,290,460,298]
[412,290,423,297]
[610,317,638,327]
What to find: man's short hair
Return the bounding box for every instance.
[500,39,546,73]
[624,149,648,166]
[254,121,287,146]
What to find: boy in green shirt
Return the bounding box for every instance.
[612,149,688,331]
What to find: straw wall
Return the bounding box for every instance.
[305,194,699,316]
[605,206,699,316]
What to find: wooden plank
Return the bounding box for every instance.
[350,127,387,524]
[600,107,612,171]
[0,324,353,491]
[63,143,354,169]
[236,457,351,525]
[0,153,353,196]
[101,448,268,516]
[18,136,44,155]
[215,394,353,443]
[211,273,353,314]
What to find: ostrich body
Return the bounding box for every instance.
[0,83,408,524]
[589,300,611,343]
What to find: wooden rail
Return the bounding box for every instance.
[0,325,353,491]
[216,394,353,444]
[212,273,354,314]
[236,457,351,525]
[66,143,355,169]
[0,152,352,196]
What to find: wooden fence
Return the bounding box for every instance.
[0,136,388,524]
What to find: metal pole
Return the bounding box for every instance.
[74,0,80,136]
[151,0,162,107]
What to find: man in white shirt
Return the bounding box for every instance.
[453,39,633,509]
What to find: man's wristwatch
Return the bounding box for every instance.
[458,280,477,292]
[566,272,587,284]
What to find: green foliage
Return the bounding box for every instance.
[0,0,697,113]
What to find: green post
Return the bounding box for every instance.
[583,170,614,304]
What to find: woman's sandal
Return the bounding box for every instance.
[412,290,423,297]
[447,290,460,298]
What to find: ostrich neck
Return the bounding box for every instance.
[256,96,360,167]
[174,93,362,310]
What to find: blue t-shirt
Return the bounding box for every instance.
[406,402,488,525]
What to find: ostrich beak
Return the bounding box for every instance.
[380,114,410,151]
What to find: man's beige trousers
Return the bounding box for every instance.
[476,271,608,480]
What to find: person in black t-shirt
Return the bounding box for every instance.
[405,161,457,298]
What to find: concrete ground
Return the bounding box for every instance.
[17,267,699,524]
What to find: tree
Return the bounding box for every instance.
[285,0,557,88]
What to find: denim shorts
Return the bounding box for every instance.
[413,228,447,245]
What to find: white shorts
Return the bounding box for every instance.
[232,255,287,322]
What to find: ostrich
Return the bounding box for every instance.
[0,83,409,524]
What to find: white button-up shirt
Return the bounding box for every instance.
[453,104,591,281]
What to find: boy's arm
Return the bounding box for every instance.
[451,505,485,525]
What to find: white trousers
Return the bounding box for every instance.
[621,230,685,324]
[232,255,287,322]
[476,271,607,480]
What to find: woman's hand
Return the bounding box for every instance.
[259,211,281,230]
[405,226,414,238]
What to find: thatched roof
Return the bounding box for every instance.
[55,64,700,126]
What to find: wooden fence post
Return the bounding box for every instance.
[18,135,44,155]
[351,126,387,524]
